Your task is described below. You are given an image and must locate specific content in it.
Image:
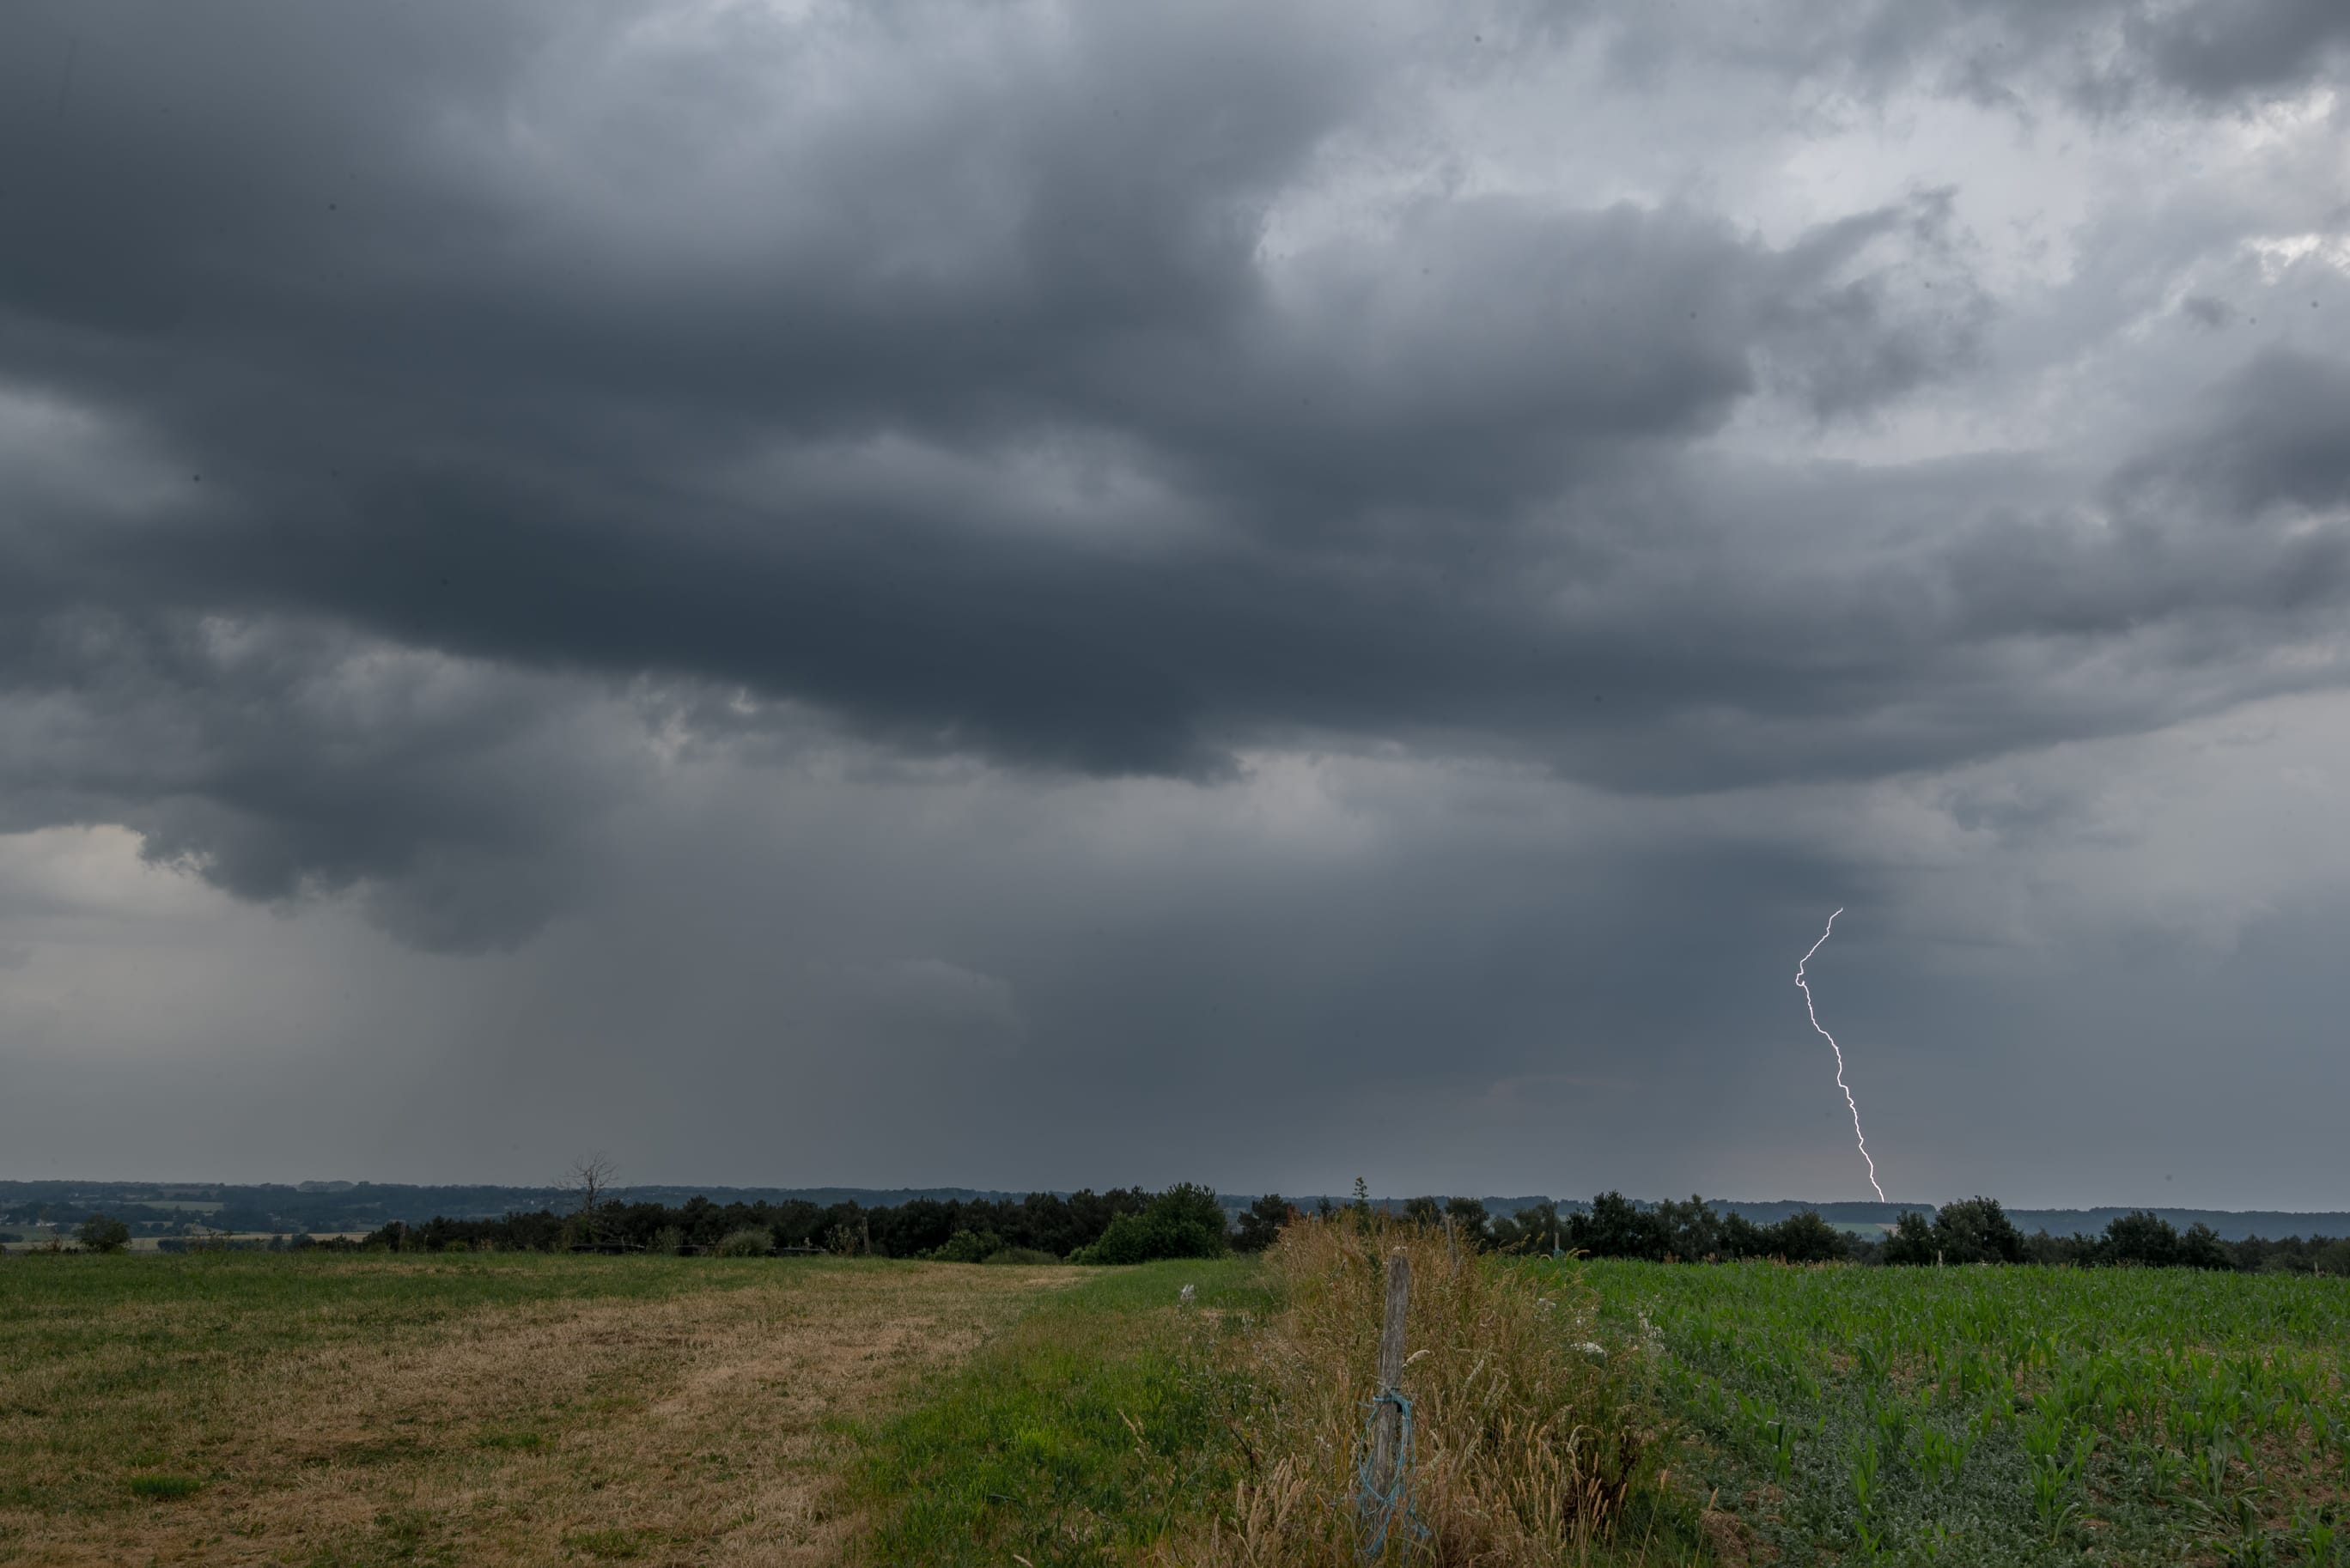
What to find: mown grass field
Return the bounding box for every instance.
[0,1251,1073,1565]
[1569,1259,2350,1565]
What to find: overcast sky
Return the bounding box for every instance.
[3,1,2347,1208]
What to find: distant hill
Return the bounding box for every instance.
[3,1180,2343,1244]
[1703,1200,2350,1243]
[1257,1195,2350,1243]
[0,1180,1044,1236]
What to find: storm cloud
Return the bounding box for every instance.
[3,1,2346,1204]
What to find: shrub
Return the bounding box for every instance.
[1881,1210,1939,1266]
[1933,1195,2027,1264]
[77,1214,131,1254]
[1564,1191,1669,1261]
[1071,1182,1229,1264]
[1233,1194,1294,1253]
[713,1228,772,1258]
[648,1225,685,1255]
[2176,1221,2233,1271]
[931,1228,1002,1263]
[2103,1211,2181,1267]
[2024,1230,2097,1267]
[979,1246,1058,1265]
[1762,1210,1849,1263]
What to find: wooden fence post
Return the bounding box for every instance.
[1369,1249,1411,1494]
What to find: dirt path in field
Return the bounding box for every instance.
[5,1261,1076,1567]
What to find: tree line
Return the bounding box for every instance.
[343,1182,1282,1263]
[1490,1192,2348,1273]
[1872,1196,2350,1273]
[1288,1188,2347,1274]
[35,1185,2350,1274]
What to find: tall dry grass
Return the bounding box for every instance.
[1175,1218,1671,1566]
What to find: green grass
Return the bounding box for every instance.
[855,1258,1276,1565]
[563,1525,648,1559]
[125,1473,204,1500]
[1565,1259,2350,1565]
[475,1429,545,1450]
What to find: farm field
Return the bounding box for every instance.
[14,1242,2346,1566]
[0,1237,1692,1568]
[855,1258,1275,1565]
[1570,1259,2350,1565]
[0,1252,1075,1566]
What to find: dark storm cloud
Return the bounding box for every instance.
[1843,0,2350,104]
[0,0,2345,940]
[2122,350,2350,519]
[1583,0,2350,108]
[0,611,636,949]
[2129,0,2350,100]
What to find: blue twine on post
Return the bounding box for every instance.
[1354,1389,1428,1559]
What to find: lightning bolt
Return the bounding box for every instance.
[1796,909,1884,1202]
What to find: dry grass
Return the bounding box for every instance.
[1171,1220,1677,1567]
[0,1254,1075,1566]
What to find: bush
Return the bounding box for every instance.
[1071,1182,1229,1264]
[2103,1211,2181,1267]
[2176,1221,2233,1272]
[2024,1230,2097,1267]
[1761,1210,1849,1263]
[1233,1194,1294,1253]
[1933,1195,2027,1264]
[1880,1198,2025,1266]
[713,1227,773,1258]
[931,1228,1002,1263]
[1565,1191,1669,1261]
[648,1225,684,1255]
[979,1246,1058,1266]
[1882,1210,1939,1266]
[77,1214,131,1254]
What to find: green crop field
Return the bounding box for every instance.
[1568,1259,2350,1565]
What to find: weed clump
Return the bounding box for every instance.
[127,1474,203,1500]
[711,1228,772,1257]
[1184,1217,1671,1565]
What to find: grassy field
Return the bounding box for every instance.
[1568,1259,2350,1565]
[855,1258,1275,1565]
[0,1239,1684,1568]
[862,1225,1696,1567]
[0,1251,1074,1565]
[15,1243,2342,1566]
